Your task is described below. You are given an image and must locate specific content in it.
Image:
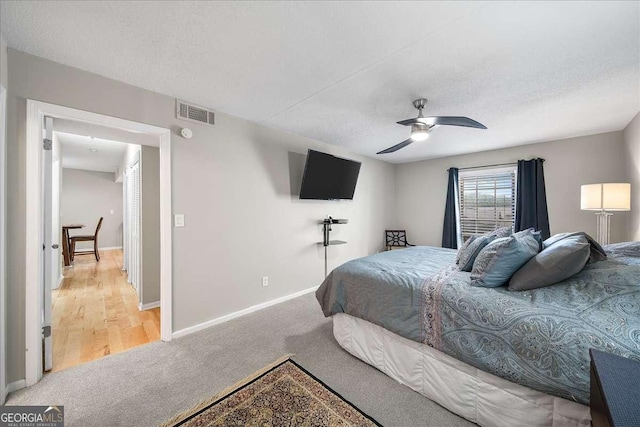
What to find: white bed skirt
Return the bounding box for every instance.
[333,313,590,427]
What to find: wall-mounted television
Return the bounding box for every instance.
[299,150,361,200]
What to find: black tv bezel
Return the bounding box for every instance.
[299,149,362,200]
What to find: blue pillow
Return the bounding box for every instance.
[455,235,477,265]
[471,234,540,288]
[457,234,496,272]
[509,234,590,291]
[488,226,513,239]
[513,228,543,251]
[544,232,606,263]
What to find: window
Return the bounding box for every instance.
[459,165,517,241]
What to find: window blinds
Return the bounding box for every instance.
[459,168,516,240]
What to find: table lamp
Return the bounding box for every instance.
[580,183,631,245]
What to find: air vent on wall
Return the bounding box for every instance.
[176,100,215,127]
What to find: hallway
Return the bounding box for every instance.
[51,249,160,372]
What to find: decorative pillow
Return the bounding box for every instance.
[456,235,477,265]
[509,234,590,291]
[470,234,540,288]
[488,226,512,239]
[513,228,543,251]
[457,235,496,272]
[544,232,606,263]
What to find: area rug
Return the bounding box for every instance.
[160,356,381,426]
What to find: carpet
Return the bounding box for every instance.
[9,293,471,426]
[161,356,381,427]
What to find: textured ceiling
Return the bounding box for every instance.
[56,132,130,173]
[2,1,639,163]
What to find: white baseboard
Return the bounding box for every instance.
[6,379,26,396]
[70,245,123,252]
[138,301,160,311]
[55,274,64,289]
[172,285,319,339]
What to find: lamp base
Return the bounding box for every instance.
[595,211,612,246]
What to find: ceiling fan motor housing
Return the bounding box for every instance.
[410,123,430,141]
[413,98,428,112]
[411,123,429,133]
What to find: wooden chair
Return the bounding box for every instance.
[70,217,103,262]
[385,230,415,251]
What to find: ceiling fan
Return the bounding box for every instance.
[377,98,487,154]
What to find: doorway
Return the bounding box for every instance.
[47,121,161,372]
[25,100,172,386]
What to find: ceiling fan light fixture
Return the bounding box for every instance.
[410,124,430,141]
[377,97,486,154]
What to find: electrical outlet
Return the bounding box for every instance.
[262,276,269,287]
[110,209,115,215]
[174,214,185,227]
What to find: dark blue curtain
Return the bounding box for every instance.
[442,168,460,249]
[515,158,550,239]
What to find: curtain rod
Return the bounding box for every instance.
[448,158,545,172]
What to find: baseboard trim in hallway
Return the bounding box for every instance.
[6,379,26,396]
[172,285,319,339]
[139,301,161,311]
[99,246,123,251]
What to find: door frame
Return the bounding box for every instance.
[25,100,173,386]
[0,85,7,403]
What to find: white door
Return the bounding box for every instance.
[122,169,128,273]
[51,158,61,289]
[128,160,141,294]
[42,116,54,372]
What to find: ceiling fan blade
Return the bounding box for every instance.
[397,118,425,126]
[377,138,414,154]
[397,116,487,129]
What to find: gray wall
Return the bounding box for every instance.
[624,111,640,241]
[4,49,396,383]
[61,168,123,249]
[395,131,631,246]
[1,38,7,88]
[141,146,160,305]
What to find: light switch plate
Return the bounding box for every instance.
[174,214,185,227]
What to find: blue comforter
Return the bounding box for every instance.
[316,245,640,404]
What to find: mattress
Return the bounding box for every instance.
[317,245,640,404]
[333,313,590,427]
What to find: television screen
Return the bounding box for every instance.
[299,150,361,200]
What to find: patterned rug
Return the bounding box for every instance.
[161,356,380,426]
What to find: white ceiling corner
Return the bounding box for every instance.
[2,1,638,163]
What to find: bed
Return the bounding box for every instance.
[316,244,640,427]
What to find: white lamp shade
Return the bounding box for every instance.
[581,183,631,211]
[581,184,602,210]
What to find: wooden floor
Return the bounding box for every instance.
[51,249,160,372]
